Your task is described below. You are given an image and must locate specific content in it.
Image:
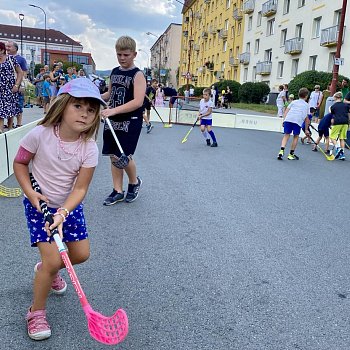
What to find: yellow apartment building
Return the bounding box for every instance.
[179,0,245,88]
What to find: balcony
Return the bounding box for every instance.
[284,38,304,54]
[320,25,345,47]
[215,71,224,80]
[209,25,217,34]
[193,43,200,51]
[218,29,228,39]
[205,61,214,71]
[239,52,250,64]
[262,0,277,17]
[202,31,208,38]
[233,8,243,21]
[243,0,255,14]
[256,61,272,75]
[229,57,239,67]
[204,0,211,4]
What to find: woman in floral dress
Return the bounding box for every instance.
[0,41,23,133]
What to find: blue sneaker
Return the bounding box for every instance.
[335,147,341,159]
[339,150,345,161]
[125,176,142,203]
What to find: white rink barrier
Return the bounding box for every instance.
[0,120,38,183]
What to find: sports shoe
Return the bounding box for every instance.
[125,176,142,203]
[26,308,51,340]
[325,150,331,156]
[146,123,153,134]
[34,262,67,295]
[312,145,318,152]
[287,153,299,160]
[335,147,342,159]
[211,142,218,147]
[277,149,284,160]
[103,190,125,206]
[339,150,345,161]
[206,139,211,146]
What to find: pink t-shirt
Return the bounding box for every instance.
[21,125,98,208]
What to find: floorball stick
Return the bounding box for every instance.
[309,135,335,161]
[0,184,22,198]
[181,118,199,143]
[105,118,130,169]
[30,174,128,345]
[145,95,172,127]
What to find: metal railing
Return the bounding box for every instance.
[243,0,255,14]
[284,38,304,54]
[233,8,243,20]
[262,0,277,16]
[229,57,239,66]
[320,25,345,46]
[218,29,228,39]
[239,52,250,64]
[256,61,272,74]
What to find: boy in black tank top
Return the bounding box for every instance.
[101,36,146,205]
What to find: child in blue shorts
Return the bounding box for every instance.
[278,88,310,160]
[311,112,332,154]
[199,87,217,147]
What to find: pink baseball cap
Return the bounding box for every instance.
[57,78,107,106]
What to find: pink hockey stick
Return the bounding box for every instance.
[30,174,128,345]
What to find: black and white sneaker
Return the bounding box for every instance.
[125,176,142,203]
[146,123,153,134]
[103,190,125,206]
[211,142,218,147]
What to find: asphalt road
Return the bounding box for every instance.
[1,122,350,350]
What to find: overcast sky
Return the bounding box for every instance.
[0,0,183,70]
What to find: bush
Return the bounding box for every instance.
[238,82,270,104]
[214,80,241,102]
[288,71,350,96]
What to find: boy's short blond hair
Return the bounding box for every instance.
[115,36,136,52]
[203,88,211,95]
[333,91,342,99]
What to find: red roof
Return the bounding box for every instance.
[0,24,82,47]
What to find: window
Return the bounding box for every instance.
[224,19,229,30]
[277,61,284,78]
[291,58,299,77]
[309,55,317,70]
[313,17,322,38]
[243,67,248,82]
[334,10,341,26]
[223,40,227,52]
[235,46,240,57]
[328,52,336,71]
[280,29,287,47]
[265,49,272,62]
[234,69,237,80]
[237,22,242,35]
[257,11,262,27]
[248,16,253,31]
[246,42,250,52]
[226,0,230,9]
[298,0,305,7]
[295,23,303,39]
[252,66,257,82]
[254,39,260,54]
[267,18,275,36]
[283,0,290,14]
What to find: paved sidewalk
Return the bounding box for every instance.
[1,123,350,350]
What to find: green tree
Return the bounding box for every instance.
[288,71,350,96]
[238,82,270,104]
[215,80,241,103]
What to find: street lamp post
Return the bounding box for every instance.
[19,14,24,56]
[29,4,47,65]
[146,32,161,83]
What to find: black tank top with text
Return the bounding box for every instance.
[109,66,144,121]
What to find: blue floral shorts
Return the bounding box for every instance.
[23,198,88,247]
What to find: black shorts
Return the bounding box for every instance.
[102,116,143,158]
[144,101,153,111]
[318,129,329,138]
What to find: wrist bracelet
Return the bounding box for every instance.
[54,212,66,223]
[58,207,70,217]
